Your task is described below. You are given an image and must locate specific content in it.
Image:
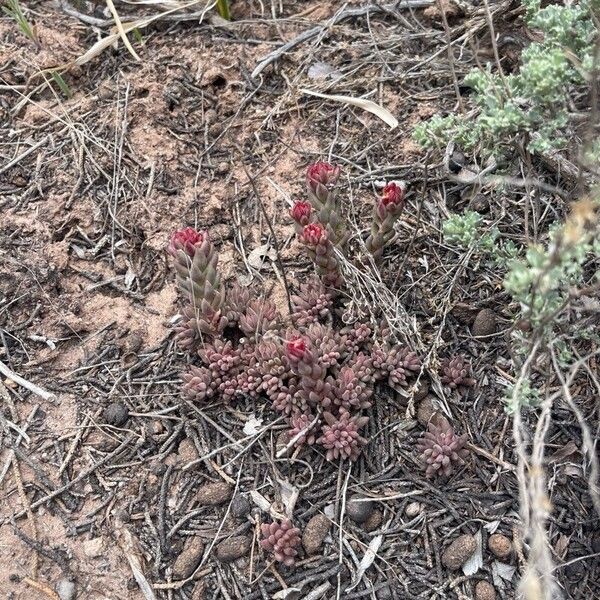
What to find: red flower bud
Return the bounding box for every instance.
[301,223,326,246]
[381,182,404,208]
[291,201,312,225]
[286,336,307,360]
[169,227,204,257]
[306,161,340,188]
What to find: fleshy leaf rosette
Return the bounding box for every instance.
[440,355,476,393]
[291,200,313,231]
[305,161,349,248]
[168,228,226,338]
[300,223,343,289]
[416,421,469,478]
[260,519,302,566]
[317,410,369,461]
[365,182,406,264]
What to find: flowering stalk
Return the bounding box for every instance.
[306,161,349,248]
[365,182,406,264]
[285,336,329,407]
[300,223,343,289]
[168,228,226,337]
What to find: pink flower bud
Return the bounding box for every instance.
[286,336,307,360]
[381,182,404,208]
[169,227,204,257]
[300,223,326,246]
[306,161,340,188]
[291,201,312,225]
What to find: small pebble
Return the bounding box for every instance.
[56,579,76,600]
[302,513,330,555]
[472,308,497,337]
[83,537,103,558]
[230,494,250,518]
[475,580,496,600]
[363,509,383,533]
[413,381,429,402]
[102,402,129,427]
[173,537,205,579]
[346,495,374,524]
[488,533,512,559]
[215,535,251,562]
[441,534,477,570]
[194,482,233,507]
[178,439,199,463]
[405,502,422,518]
[215,162,229,175]
[417,396,437,426]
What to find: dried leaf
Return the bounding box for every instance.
[307,62,341,80]
[300,88,398,129]
[248,243,277,270]
[462,530,483,576]
[277,478,299,519]
[492,560,516,588]
[347,535,383,591]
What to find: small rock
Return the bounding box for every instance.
[346,495,374,524]
[488,533,512,559]
[472,309,497,337]
[102,402,129,427]
[204,109,218,124]
[469,193,489,213]
[405,502,422,518]
[416,397,450,429]
[441,534,477,570]
[216,162,229,175]
[417,396,436,426]
[475,580,496,600]
[173,536,205,579]
[230,494,250,518]
[363,509,383,533]
[83,537,103,558]
[56,579,76,600]
[413,381,429,402]
[178,439,199,463]
[194,482,233,507]
[215,535,251,562]
[302,513,330,555]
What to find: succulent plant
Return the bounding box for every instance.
[260,519,302,566]
[288,412,318,446]
[365,182,406,264]
[440,355,476,392]
[168,165,448,467]
[417,420,469,477]
[300,222,344,289]
[291,200,313,229]
[291,278,332,326]
[168,228,227,338]
[317,410,369,461]
[305,161,349,248]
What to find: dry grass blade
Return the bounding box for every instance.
[300,88,399,129]
[106,0,141,61]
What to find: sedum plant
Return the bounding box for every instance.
[260,520,302,566]
[417,420,469,478]
[168,164,429,463]
[168,163,476,473]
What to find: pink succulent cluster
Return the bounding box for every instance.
[317,410,369,461]
[417,421,469,478]
[440,355,476,394]
[260,520,302,566]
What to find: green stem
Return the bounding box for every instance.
[216,0,231,19]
